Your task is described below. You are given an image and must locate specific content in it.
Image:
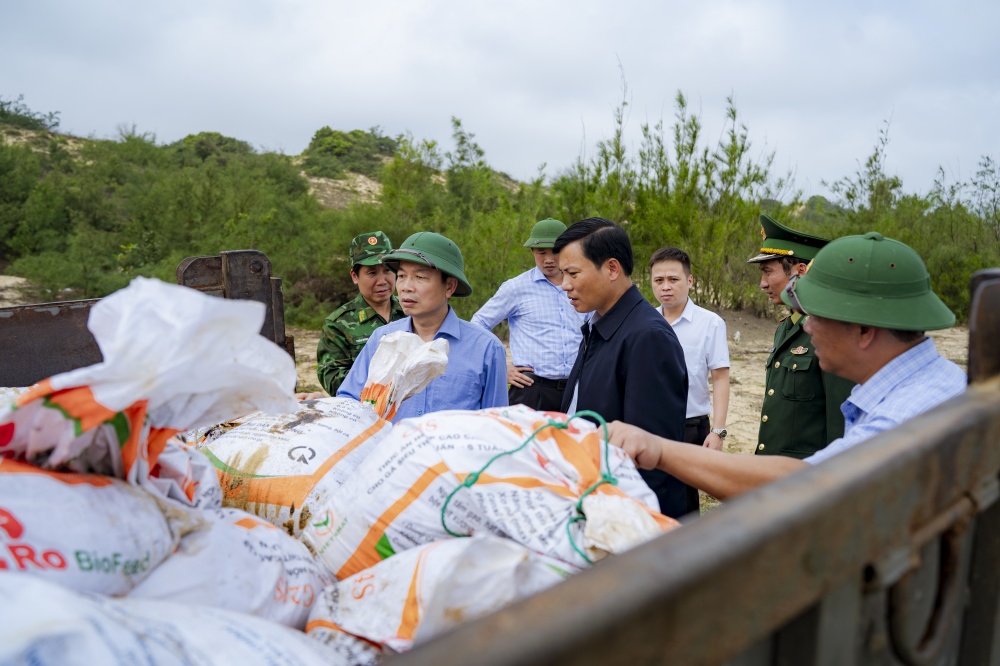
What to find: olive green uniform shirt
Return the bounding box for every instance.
[756,313,856,459]
[316,294,405,395]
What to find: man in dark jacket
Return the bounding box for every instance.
[555,218,691,518]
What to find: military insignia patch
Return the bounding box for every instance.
[359,310,368,323]
[790,346,809,355]
[367,236,378,245]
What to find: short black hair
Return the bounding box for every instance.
[648,246,691,276]
[887,328,926,344]
[553,217,634,276]
[778,256,810,275]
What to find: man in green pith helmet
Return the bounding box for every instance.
[337,231,508,422]
[471,218,588,412]
[316,231,405,395]
[605,232,966,500]
[746,215,856,459]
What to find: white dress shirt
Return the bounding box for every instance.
[659,298,729,419]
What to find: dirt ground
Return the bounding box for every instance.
[0,275,30,307]
[288,311,970,459]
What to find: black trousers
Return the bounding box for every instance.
[508,373,568,412]
[642,415,707,519]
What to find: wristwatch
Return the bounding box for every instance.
[711,428,728,439]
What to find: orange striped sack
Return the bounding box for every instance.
[306,536,570,656]
[302,404,680,579]
[198,397,392,537]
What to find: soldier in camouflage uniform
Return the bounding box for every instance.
[316,231,405,395]
[746,215,856,459]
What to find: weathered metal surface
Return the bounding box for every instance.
[969,268,1000,384]
[396,273,1000,665]
[1,250,293,386]
[175,250,294,356]
[0,299,102,386]
[271,276,287,350]
[221,250,275,342]
[175,254,225,296]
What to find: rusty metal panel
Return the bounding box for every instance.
[2,250,292,387]
[395,272,1000,666]
[959,500,1000,664]
[0,300,102,386]
[221,250,274,343]
[271,276,291,354]
[175,254,225,297]
[968,269,1000,384]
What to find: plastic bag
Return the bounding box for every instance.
[359,331,448,420]
[0,277,299,506]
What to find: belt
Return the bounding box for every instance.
[525,372,569,391]
[685,415,709,426]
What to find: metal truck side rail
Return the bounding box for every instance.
[0,249,292,387]
[395,269,1000,666]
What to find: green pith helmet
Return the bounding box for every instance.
[780,232,955,331]
[747,215,830,264]
[523,218,567,249]
[349,231,393,266]
[382,232,473,297]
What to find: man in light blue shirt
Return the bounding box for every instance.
[472,219,587,411]
[603,232,967,501]
[337,232,508,422]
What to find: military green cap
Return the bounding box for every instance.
[523,218,567,249]
[350,231,393,266]
[780,232,955,331]
[747,215,830,264]
[382,231,473,297]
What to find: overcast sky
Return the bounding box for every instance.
[3,0,998,200]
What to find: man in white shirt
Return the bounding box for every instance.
[649,247,731,452]
[472,219,587,411]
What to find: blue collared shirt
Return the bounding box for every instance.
[471,267,586,379]
[805,338,966,465]
[337,307,509,423]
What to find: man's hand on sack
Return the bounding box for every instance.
[295,391,327,401]
[607,421,664,470]
[507,363,535,388]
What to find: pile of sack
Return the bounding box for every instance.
[0,277,679,665]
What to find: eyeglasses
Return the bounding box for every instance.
[389,249,438,270]
[785,275,809,316]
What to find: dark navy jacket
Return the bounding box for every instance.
[560,284,692,517]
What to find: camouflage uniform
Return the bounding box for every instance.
[316,231,404,395]
[316,293,405,395]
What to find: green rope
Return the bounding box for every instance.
[440,410,618,564]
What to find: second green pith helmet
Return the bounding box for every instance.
[781,232,955,331]
[350,231,393,266]
[381,232,473,297]
[523,218,567,249]
[747,215,829,263]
